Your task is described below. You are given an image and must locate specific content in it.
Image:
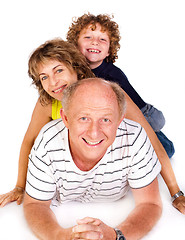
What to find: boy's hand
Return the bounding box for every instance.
[0,187,24,207]
[72,217,116,240]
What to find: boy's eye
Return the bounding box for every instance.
[84,36,91,39]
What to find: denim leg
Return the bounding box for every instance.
[141,104,174,158]
[155,131,175,158]
[141,104,166,132]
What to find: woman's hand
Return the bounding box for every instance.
[0,187,24,207]
[172,195,185,214]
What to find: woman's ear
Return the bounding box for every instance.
[60,108,69,128]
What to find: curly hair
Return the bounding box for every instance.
[28,38,94,105]
[66,13,121,63]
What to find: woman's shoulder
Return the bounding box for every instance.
[52,99,62,120]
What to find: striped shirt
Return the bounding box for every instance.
[26,118,161,204]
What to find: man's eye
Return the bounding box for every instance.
[81,117,87,121]
[80,117,88,121]
[103,118,110,123]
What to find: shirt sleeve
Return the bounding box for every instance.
[25,132,56,201]
[128,126,161,189]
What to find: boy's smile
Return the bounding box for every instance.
[77,23,110,69]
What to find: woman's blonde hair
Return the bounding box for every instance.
[28,38,94,105]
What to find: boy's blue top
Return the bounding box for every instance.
[92,60,146,109]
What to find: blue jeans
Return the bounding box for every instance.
[141,104,175,158]
[141,103,165,132]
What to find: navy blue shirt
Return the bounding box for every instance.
[92,60,146,109]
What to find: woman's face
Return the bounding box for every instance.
[38,60,78,101]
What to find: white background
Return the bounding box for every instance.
[0,0,184,239]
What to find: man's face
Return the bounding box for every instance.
[61,81,122,171]
[77,23,110,69]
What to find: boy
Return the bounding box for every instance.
[66,13,175,158]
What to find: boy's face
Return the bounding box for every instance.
[38,60,78,101]
[77,23,110,69]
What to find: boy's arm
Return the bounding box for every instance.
[0,99,52,207]
[72,178,162,240]
[124,91,185,214]
[23,193,73,240]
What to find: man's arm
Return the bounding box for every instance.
[23,193,72,240]
[72,178,162,240]
[117,178,162,240]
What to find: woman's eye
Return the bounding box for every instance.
[41,76,48,81]
[56,69,63,73]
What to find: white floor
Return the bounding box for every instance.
[0,169,184,240]
[0,0,184,239]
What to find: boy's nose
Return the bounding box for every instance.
[91,38,99,45]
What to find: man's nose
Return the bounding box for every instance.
[87,121,101,139]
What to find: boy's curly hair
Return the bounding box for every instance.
[28,38,94,105]
[66,13,121,63]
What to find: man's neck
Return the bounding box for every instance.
[72,155,101,172]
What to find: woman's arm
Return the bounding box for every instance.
[0,99,52,207]
[124,91,185,214]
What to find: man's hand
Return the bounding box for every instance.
[172,196,185,214]
[72,217,116,240]
[0,187,24,207]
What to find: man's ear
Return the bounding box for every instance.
[119,114,125,125]
[60,108,69,128]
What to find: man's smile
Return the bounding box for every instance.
[82,138,104,146]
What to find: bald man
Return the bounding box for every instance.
[24,78,162,240]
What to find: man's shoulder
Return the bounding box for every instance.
[41,118,64,134]
[116,119,146,146]
[119,118,142,133]
[34,119,65,148]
